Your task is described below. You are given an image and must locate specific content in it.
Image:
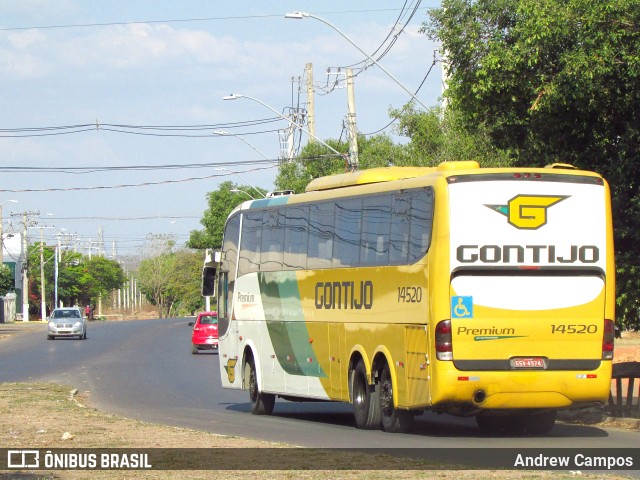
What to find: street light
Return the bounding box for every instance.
[0,199,18,266]
[214,167,266,198]
[284,11,428,110]
[230,188,256,200]
[222,93,350,167]
[213,130,274,163]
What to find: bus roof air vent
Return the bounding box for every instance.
[437,161,480,171]
[267,190,295,197]
[544,163,577,170]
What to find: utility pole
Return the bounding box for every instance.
[11,211,39,322]
[54,245,59,308]
[98,225,105,257]
[38,225,55,320]
[22,218,29,321]
[40,227,45,320]
[346,68,359,169]
[306,63,316,143]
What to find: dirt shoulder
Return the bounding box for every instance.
[0,382,636,480]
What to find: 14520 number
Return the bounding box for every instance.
[398,286,423,303]
[551,324,597,334]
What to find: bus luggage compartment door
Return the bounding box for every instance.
[404,325,430,408]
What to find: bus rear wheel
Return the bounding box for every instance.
[245,358,275,415]
[379,365,413,433]
[351,361,381,429]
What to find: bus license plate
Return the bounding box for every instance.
[510,357,546,369]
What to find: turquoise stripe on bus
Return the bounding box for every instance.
[249,196,291,208]
[259,272,326,378]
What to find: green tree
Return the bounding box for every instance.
[165,249,205,316]
[27,244,125,314]
[137,251,174,318]
[187,181,266,250]
[275,135,412,192]
[57,251,89,306]
[425,0,640,330]
[136,234,175,317]
[0,265,14,295]
[274,140,348,194]
[137,239,204,318]
[83,256,126,305]
[389,104,512,167]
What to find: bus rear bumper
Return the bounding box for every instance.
[430,367,611,413]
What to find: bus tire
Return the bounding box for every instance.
[351,361,381,429]
[517,410,557,435]
[379,365,413,433]
[245,357,275,415]
[476,414,513,434]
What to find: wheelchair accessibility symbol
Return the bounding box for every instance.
[451,296,473,319]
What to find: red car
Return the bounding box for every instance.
[189,311,218,354]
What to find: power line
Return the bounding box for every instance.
[361,51,438,136]
[0,118,283,138]
[46,214,201,221]
[0,158,278,174]
[0,8,427,32]
[310,1,424,95]
[0,165,278,193]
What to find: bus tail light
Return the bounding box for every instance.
[602,319,615,360]
[436,320,453,361]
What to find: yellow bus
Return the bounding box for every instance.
[202,161,615,434]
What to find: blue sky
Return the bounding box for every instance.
[1,1,442,258]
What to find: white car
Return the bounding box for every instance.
[47,307,87,340]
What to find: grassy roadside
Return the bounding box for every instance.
[0,382,636,480]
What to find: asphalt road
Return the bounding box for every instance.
[2,317,639,455]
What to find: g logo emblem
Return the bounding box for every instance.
[487,195,568,229]
[225,358,237,383]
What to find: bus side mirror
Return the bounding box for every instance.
[202,266,217,296]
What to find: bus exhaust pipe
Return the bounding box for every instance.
[473,390,487,405]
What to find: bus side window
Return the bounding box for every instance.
[283,205,308,270]
[260,208,284,271]
[239,211,262,275]
[308,202,334,269]
[361,194,391,266]
[390,193,411,264]
[408,188,434,262]
[333,197,362,267]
